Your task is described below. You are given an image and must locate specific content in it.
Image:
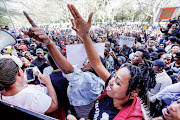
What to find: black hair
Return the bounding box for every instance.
[105,47,110,52]
[47,53,58,70]
[148,48,154,53]
[0,58,18,90]
[126,63,156,100]
[167,23,172,29]
[159,42,167,48]
[136,49,150,60]
[171,44,179,49]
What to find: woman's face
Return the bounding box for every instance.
[164,99,180,120]
[107,67,131,100]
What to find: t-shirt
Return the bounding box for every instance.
[1,85,52,114]
[92,75,119,120]
[92,97,120,120]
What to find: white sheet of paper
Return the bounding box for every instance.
[66,43,105,68]
[119,36,135,47]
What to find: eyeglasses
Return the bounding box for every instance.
[163,58,171,61]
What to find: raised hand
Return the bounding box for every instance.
[23,11,51,46]
[67,4,93,39]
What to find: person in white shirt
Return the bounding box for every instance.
[0,55,58,114]
[148,59,172,103]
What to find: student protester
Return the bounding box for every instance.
[152,99,180,120]
[170,45,180,62]
[156,48,166,59]
[47,53,70,120]
[104,47,115,74]
[165,36,177,53]
[0,55,58,114]
[169,52,180,75]
[109,51,123,70]
[31,48,49,73]
[148,59,172,103]
[131,48,151,66]
[24,12,105,119]
[67,4,156,119]
[150,52,159,61]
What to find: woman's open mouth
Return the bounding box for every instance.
[164,108,172,117]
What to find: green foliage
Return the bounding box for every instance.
[0,14,10,26]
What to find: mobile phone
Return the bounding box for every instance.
[26,68,35,82]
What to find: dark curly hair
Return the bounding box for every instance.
[123,61,156,104]
[136,49,150,60]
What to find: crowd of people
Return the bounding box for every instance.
[0,4,180,120]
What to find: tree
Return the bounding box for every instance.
[136,0,180,25]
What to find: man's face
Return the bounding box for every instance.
[115,45,119,50]
[131,51,143,65]
[172,24,177,30]
[159,44,165,48]
[148,40,155,47]
[37,52,44,59]
[171,46,179,54]
[174,58,180,65]
[25,53,32,61]
[161,56,171,65]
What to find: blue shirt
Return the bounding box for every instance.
[63,65,105,106]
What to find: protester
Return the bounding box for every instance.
[152,99,180,120]
[1,4,180,119]
[148,59,172,103]
[24,15,106,119]
[31,48,49,73]
[67,4,156,119]
[0,55,58,114]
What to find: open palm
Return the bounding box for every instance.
[68,4,93,38]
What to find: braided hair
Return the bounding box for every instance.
[0,58,18,90]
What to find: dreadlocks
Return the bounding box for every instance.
[126,63,156,101]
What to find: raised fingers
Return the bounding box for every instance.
[23,11,37,27]
[88,12,93,24]
[70,4,82,19]
[68,4,77,19]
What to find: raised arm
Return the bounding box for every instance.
[23,11,73,74]
[67,4,110,81]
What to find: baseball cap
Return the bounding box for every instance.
[62,47,66,53]
[152,59,166,68]
[156,48,166,53]
[150,52,158,59]
[36,48,43,54]
[19,45,28,50]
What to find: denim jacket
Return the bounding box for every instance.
[156,82,180,106]
[63,65,105,106]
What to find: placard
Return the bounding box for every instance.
[156,7,179,22]
[66,43,105,68]
[119,36,135,47]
